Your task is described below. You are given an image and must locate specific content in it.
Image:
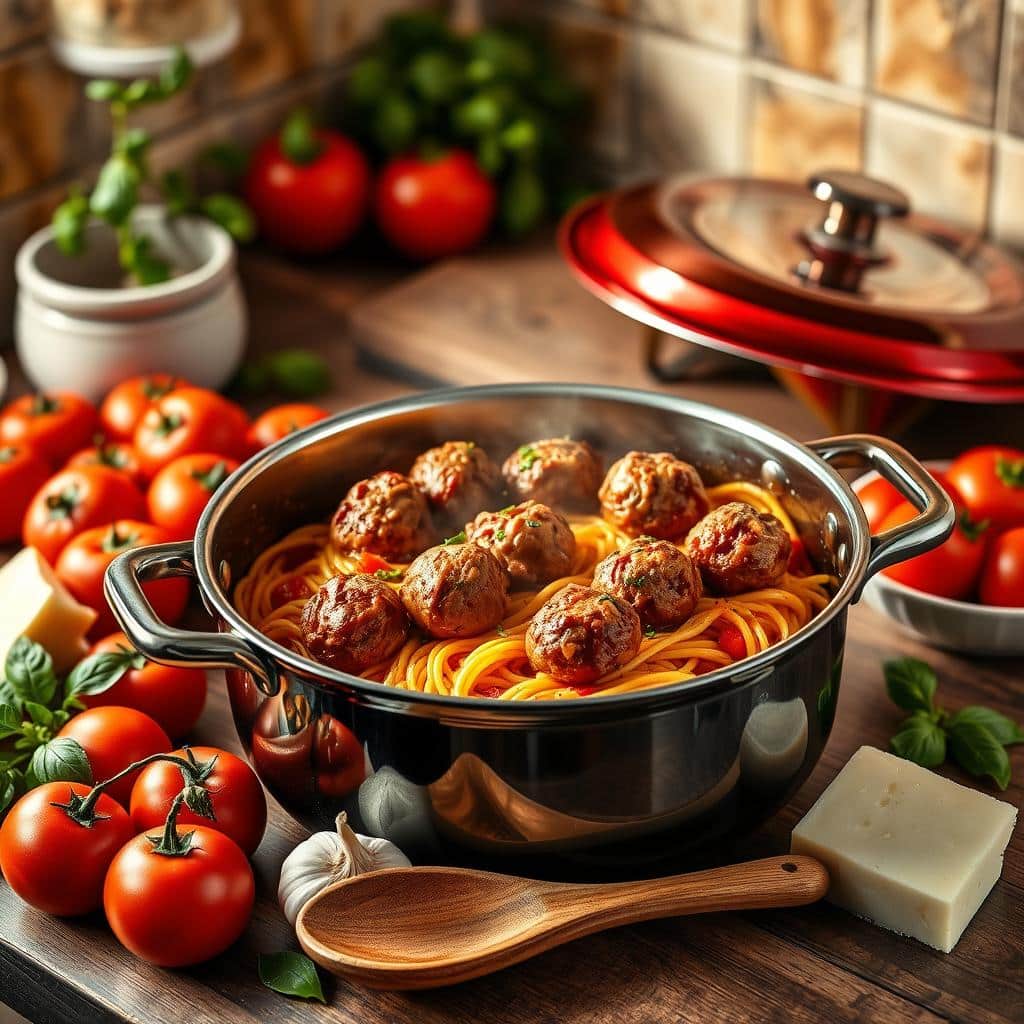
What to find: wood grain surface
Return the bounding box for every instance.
[0,241,1022,1024]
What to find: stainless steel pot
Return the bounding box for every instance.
[105,384,951,874]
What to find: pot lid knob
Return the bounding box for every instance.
[796,170,911,292]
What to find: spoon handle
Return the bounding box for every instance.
[560,855,829,927]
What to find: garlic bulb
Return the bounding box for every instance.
[278,812,411,926]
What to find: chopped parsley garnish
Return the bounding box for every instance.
[644,624,657,639]
[518,445,540,470]
[495,528,506,541]
[597,594,615,605]
[443,530,467,545]
[625,574,648,588]
[374,568,403,581]
[525,519,542,528]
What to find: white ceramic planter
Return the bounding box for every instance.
[15,205,247,401]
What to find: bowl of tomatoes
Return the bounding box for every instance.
[855,446,1024,655]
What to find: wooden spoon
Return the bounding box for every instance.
[296,855,828,990]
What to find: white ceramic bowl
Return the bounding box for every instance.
[15,205,246,401]
[855,465,1024,656]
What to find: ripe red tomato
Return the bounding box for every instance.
[375,150,496,261]
[66,441,146,487]
[244,111,370,254]
[130,746,267,856]
[880,500,988,600]
[104,825,255,966]
[58,707,172,807]
[0,783,134,916]
[856,471,962,533]
[147,452,240,540]
[22,466,146,564]
[82,632,207,739]
[55,521,189,636]
[947,446,1024,531]
[0,444,50,543]
[979,526,1024,607]
[99,374,190,442]
[717,624,747,661]
[0,392,97,466]
[133,387,249,479]
[247,403,329,450]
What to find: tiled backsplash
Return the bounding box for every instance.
[505,0,1024,247]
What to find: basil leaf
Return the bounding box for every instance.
[884,657,937,714]
[65,650,136,701]
[200,193,256,243]
[947,705,1024,747]
[0,768,23,814]
[90,154,140,227]
[158,45,192,98]
[0,703,22,739]
[26,738,93,790]
[890,712,946,769]
[6,637,58,706]
[52,192,90,255]
[23,701,53,728]
[948,720,1011,790]
[0,677,20,711]
[258,952,326,1003]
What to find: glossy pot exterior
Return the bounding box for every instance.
[106,384,951,875]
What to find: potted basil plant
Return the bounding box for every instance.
[14,48,254,400]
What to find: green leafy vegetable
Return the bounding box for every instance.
[883,657,937,714]
[947,720,1011,790]
[258,952,326,1003]
[65,648,140,702]
[26,738,92,789]
[443,530,467,546]
[0,704,22,739]
[518,445,539,470]
[374,568,403,581]
[889,712,946,769]
[6,637,59,707]
[89,154,140,227]
[201,193,256,243]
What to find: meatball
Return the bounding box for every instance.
[526,584,641,686]
[684,501,792,595]
[592,537,703,630]
[599,451,709,540]
[400,543,509,639]
[301,574,410,673]
[409,441,502,527]
[465,500,576,589]
[331,470,435,562]
[502,438,603,511]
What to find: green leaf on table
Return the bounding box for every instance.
[890,711,947,769]
[264,349,331,399]
[52,191,90,255]
[6,637,58,707]
[90,154,140,227]
[65,650,137,702]
[947,720,1011,790]
[258,952,326,1003]
[26,738,92,790]
[947,705,1024,747]
[0,703,22,739]
[201,193,256,243]
[883,657,937,714]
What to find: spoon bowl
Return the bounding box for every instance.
[297,855,829,990]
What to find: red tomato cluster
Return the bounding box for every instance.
[0,377,328,634]
[856,446,1024,607]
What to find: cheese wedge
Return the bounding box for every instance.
[0,547,97,674]
[792,745,1017,952]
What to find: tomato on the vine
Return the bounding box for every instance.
[979,526,1024,607]
[22,466,146,564]
[0,782,134,916]
[104,824,254,966]
[946,446,1024,531]
[146,452,240,539]
[58,707,171,807]
[99,374,190,442]
[133,387,249,478]
[247,403,329,450]
[0,444,50,543]
[130,746,267,856]
[66,441,146,487]
[375,149,496,261]
[0,392,97,466]
[55,521,188,636]
[82,632,206,739]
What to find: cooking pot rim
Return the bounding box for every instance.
[189,382,874,715]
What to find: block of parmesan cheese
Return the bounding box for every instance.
[0,547,97,674]
[792,745,1017,952]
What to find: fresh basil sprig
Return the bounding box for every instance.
[885,657,1023,790]
[258,951,326,1003]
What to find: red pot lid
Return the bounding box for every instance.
[559,171,1024,402]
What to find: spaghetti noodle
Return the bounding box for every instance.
[232,481,833,700]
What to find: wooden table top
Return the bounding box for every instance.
[1,243,1021,1024]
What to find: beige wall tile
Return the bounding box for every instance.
[1004,0,1024,135]
[749,75,863,180]
[634,30,744,174]
[754,0,867,86]
[0,0,47,52]
[991,135,1024,248]
[873,0,1000,125]
[0,45,81,201]
[866,99,991,227]
[634,0,747,53]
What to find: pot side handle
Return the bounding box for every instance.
[104,541,278,695]
[806,434,954,599]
